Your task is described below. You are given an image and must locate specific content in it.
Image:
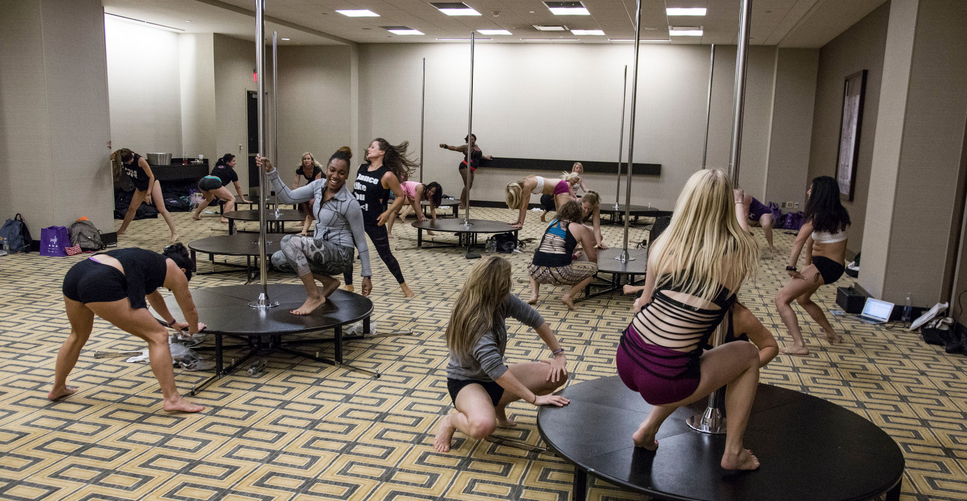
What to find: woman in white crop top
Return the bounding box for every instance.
[775,176,851,356]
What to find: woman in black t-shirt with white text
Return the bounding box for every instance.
[192,154,251,223]
[293,152,324,235]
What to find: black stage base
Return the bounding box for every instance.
[586,247,648,298]
[189,235,283,283]
[538,376,904,501]
[599,205,672,225]
[411,218,518,259]
[162,284,384,395]
[223,209,304,235]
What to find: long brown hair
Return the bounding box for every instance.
[373,138,417,182]
[445,256,512,363]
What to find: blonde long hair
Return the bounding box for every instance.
[505,181,525,210]
[561,171,581,184]
[445,256,512,363]
[650,169,758,302]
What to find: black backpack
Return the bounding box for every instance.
[69,219,106,251]
[494,232,518,253]
[0,214,33,253]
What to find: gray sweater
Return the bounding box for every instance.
[446,295,545,382]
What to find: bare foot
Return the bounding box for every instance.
[388,233,395,239]
[721,449,760,470]
[321,280,340,298]
[632,426,658,451]
[427,230,437,236]
[163,397,205,413]
[117,230,126,236]
[48,386,78,401]
[401,284,415,298]
[220,218,229,224]
[345,284,355,292]
[298,230,308,236]
[561,295,576,311]
[780,344,809,356]
[291,295,326,315]
[496,415,517,429]
[540,212,547,223]
[192,214,202,221]
[433,414,456,453]
[169,233,179,244]
[527,296,538,305]
[822,331,842,344]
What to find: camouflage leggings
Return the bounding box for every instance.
[271,234,353,277]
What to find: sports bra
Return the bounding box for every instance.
[812,228,848,243]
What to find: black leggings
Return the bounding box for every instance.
[344,223,405,285]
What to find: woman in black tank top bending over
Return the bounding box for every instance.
[113,148,180,244]
[50,244,205,413]
[343,138,418,298]
[616,169,777,470]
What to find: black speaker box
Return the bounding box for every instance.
[836,286,866,314]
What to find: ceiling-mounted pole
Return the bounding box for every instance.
[619,0,644,262]
[464,33,479,259]
[728,2,752,185]
[615,65,628,210]
[420,58,426,184]
[251,0,277,308]
[272,31,280,219]
[701,44,716,169]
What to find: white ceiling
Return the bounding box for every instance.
[101,0,888,47]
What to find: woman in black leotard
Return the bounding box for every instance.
[113,148,180,243]
[440,134,492,210]
[616,169,777,471]
[343,138,419,298]
[293,151,325,235]
[50,244,205,413]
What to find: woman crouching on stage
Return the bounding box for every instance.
[617,169,776,471]
[433,256,570,453]
[50,244,205,413]
[258,149,373,315]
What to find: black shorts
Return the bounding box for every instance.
[132,177,150,193]
[198,176,222,192]
[447,377,504,406]
[62,258,128,304]
[812,256,845,285]
[540,194,556,212]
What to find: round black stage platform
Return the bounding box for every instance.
[163,284,375,393]
[587,248,649,297]
[411,218,518,249]
[224,209,303,235]
[599,204,672,224]
[421,199,460,218]
[188,235,283,282]
[537,376,904,501]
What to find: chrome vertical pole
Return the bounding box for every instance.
[272,31,280,219]
[420,58,426,184]
[701,44,715,169]
[615,65,628,210]
[251,0,276,308]
[619,0,643,262]
[464,33,480,259]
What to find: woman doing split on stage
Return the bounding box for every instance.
[49,244,205,413]
[775,176,850,355]
[385,180,443,236]
[192,154,252,223]
[527,201,598,310]
[433,256,570,453]
[293,152,325,235]
[112,148,179,243]
[342,138,418,298]
[505,173,580,228]
[616,169,777,471]
[257,150,374,315]
[440,134,492,210]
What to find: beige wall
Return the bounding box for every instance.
[0,0,113,232]
[809,3,890,255]
[213,34,259,194]
[766,49,819,209]
[180,34,217,164]
[104,16,183,158]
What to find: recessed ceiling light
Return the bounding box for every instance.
[669,26,703,36]
[666,8,706,16]
[336,9,379,17]
[533,24,568,31]
[431,2,481,16]
[610,38,671,43]
[437,37,492,41]
[571,29,604,35]
[185,20,191,23]
[544,2,590,16]
[520,37,580,42]
[281,37,290,41]
[383,26,424,35]
[478,29,511,35]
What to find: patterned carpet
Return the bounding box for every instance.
[1,206,965,500]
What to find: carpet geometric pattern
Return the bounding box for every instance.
[1,206,965,500]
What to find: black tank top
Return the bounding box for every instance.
[122,154,150,191]
[103,248,169,309]
[296,165,323,183]
[352,163,391,225]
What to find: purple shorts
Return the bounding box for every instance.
[616,330,701,406]
[553,180,569,196]
[748,197,770,221]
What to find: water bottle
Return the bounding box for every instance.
[902,294,913,323]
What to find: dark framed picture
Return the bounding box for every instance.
[836,70,867,201]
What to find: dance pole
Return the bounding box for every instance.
[614,65,628,210]
[701,44,715,169]
[688,0,752,434]
[251,0,276,308]
[464,33,480,259]
[618,0,644,262]
[273,32,280,218]
[420,58,426,184]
